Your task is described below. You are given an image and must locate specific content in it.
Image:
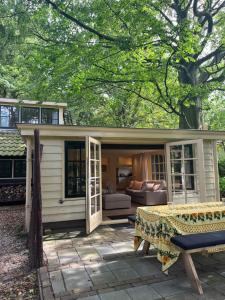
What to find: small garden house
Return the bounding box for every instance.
[17,124,225,234]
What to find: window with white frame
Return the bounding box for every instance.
[151,154,166,180]
[170,144,197,193]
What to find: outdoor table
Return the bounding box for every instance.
[134,202,225,271]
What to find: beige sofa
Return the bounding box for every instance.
[126,180,167,206]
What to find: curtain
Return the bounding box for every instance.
[132,153,151,181]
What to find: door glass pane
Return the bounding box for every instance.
[184,144,196,159]
[96,195,100,211]
[171,160,182,174]
[172,175,183,191]
[91,179,95,196]
[185,175,196,190]
[91,143,95,159]
[170,145,182,159]
[96,162,100,177]
[96,178,100,194]
[91,197,95,215]
[96,144,100,160]
[91,161,95,177]
[185,160,194,174]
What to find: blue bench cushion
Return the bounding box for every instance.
[171,230,225,250]
[128,215,136,223]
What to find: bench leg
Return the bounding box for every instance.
[142,240,150,255]
[182,252,203,295]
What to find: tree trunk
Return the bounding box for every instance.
[179,103,202,129]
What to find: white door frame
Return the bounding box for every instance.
[86,136,102,234]
[166,139,206,203]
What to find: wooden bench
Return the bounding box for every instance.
[171,230,225,295]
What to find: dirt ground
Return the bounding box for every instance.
[0,205,38,299]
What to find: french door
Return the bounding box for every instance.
[86,136,102,234]
[166,139,206,204]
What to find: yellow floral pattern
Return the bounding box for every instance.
[134,202,225,271]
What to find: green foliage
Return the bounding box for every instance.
[219,177,225,198]
[0,1,224,129]
[219,159,225,178]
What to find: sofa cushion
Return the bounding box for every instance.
[142,182,155,191]
[132,180,143,190]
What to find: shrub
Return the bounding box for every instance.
[220,177,225,198]
[218,159,225,177]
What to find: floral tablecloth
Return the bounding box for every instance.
[134,202,225,271]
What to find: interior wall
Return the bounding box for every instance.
[102,149,165,192]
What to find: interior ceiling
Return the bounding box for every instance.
[101,144,165,150]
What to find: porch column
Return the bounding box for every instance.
[25,137,32,232]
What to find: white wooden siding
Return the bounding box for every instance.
[41,138,86,223]
[203,140,218,201]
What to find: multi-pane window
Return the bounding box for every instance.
[0,105,60,127]
[0,105,19,127]
[65,141,86,198]
[0,159,26,179]
[41,108,59,124]
[21,107,39,124]
[151,154,166,180]
[170,144,196,192]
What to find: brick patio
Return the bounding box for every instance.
[39,224,225,300]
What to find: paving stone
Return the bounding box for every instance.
[50,270,66,296]
[89,271,117,285]
[95,245,117,256]
[126,260,160,277]
[126,284,162,300]
[62,267,92,291]
[58,249,80,265]
[151,278,192,297]
[164,286,225,300]
[76,246,101,260]
[99,290,131,300]
[106,260,130,271]
[42,286,54,300]
[77,295,100,300]
[85,262,111,274]
[112,268,140,281]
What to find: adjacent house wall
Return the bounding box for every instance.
[204,140,220,201]
[40,138,85,223]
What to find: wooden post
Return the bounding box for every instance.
[25,137,32,232]
[29,129,43,269]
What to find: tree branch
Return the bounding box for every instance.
[44,0,121,43]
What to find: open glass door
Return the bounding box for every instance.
[86,136,102,234]
[166,139,206,204]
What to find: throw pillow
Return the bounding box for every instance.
[132,180,143,190]
[153,183,160,191]
[128,180,134,189]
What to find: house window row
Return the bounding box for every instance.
[0,159,26,179]
[0,105,59,128]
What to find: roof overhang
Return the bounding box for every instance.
[0,98,67,108]
[16,124,225,144]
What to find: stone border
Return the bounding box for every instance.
[38,266,55,300]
